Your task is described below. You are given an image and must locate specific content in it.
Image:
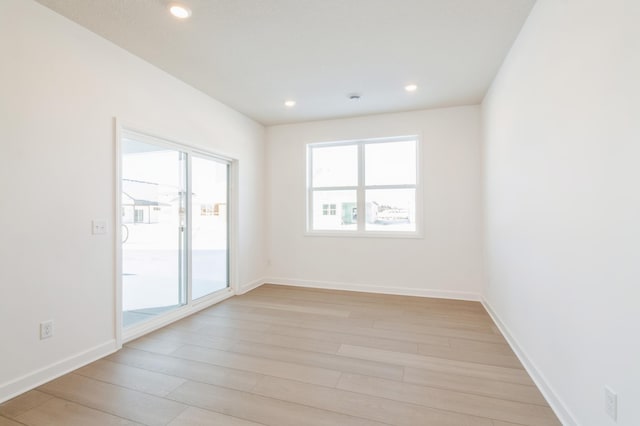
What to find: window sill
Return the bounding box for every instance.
[304,230,424,239]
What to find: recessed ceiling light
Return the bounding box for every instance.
[169,4,192,19]
[405,84,418,92]
[284,100,296,108]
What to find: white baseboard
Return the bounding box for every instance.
[263,277,480,301]
[237,277,267,295]
[0,339,118,404]
[0,281,271,405]
[481,298,578,426]
[0,279,477,405]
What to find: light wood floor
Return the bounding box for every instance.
[0,285,560,426]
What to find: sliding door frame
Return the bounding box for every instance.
[114,120,239,346]
[189,151,231,302]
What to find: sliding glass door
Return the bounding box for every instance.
[191,156,229,300]
[120,132,230,328]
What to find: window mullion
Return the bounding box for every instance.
[357,143,365,232]
[184,152,193,305]
[363,184,417,190]
[311,185,358,191]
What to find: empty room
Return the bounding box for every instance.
[0,0,638,425]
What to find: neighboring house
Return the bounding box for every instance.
[317,201,410,228]
[121,179,171,224]
[121,178,227,225]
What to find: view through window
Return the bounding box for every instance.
[121,133,229,328]
[307,136,418,234]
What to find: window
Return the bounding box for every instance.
[201,204,215,216]
[307,136,419,235]
[322,203,337,216]
[134,208,144,223]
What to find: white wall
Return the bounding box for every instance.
[482,1,640,425]
[0,0,265,402]
[266,106,484,299]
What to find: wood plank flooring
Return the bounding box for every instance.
[0,285,560,425]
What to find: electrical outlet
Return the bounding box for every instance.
[605,386,617,421]
[40,320,53,340]
[92,220,106,235]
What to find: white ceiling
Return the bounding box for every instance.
[35,0,535,125]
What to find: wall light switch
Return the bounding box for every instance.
[92,220,107,235]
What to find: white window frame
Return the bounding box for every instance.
[306,135,422,238]
[115,122,239,345]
